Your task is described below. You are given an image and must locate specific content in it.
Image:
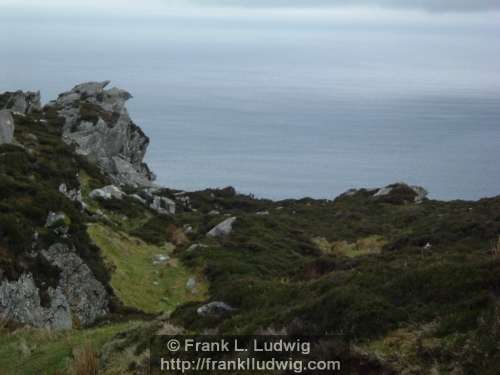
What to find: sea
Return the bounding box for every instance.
[1,5,499,200]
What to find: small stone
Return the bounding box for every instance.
[89,185,124,200]
[197,301,235,317]
[45,212,68,228]
[152,254,170,265]
[186,243,208,252]
[186,277,197,292]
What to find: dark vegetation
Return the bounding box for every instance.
[0,107,113,306]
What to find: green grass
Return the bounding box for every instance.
[88,224,207,314]
[0,321,140,375]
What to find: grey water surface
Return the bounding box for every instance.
[1,6,499,200]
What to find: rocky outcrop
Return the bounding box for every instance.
[207,217,237,237]
[42,243,108,327]
[0,243,108,330]
[0,110,15,145]
[373,183,428,204]
[50,81,155,187]
[0,274,72,330]
[1,91,41,114]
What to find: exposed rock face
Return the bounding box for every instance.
[50,81,155,187]
[42,243,108,327]
[207,217,237,237]
[0,91,41,114]
[0,244,108,329]
[0,274,72,330]
[0,110,15,145]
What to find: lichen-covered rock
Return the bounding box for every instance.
[0,273,72,330]
[0,244,109,330]
[207,217,237,237]
[41,243,109,327]
[0,110,15,145]
[90,185,125,200]
[49,81,155,187]
[0,90,41,114]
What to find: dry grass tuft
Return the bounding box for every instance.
[68,344,99,375]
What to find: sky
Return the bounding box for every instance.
[2,0,500,12]
[2,0,500,26]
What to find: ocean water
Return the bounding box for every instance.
[1,7,499,200]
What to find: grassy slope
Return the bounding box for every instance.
[88,223,207,314]
[0,322,139,375]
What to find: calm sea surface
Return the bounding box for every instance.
[1,8,499,200]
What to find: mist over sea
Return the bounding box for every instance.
[1,4,499,200]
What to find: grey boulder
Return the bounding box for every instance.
[207,217,237,237]
[90,185,125,200]
[150,196,176,215]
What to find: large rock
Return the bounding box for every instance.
[1,90,41,114]
[0,273,72,330]
[150,196,176,215]
[42,243,108,326]
[207,217,237,237]
[373,183,428,204]
[0,110,15,145]
[0,244,109,330]
[50,81,155,187]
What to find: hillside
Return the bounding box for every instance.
[1,83,499,374]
